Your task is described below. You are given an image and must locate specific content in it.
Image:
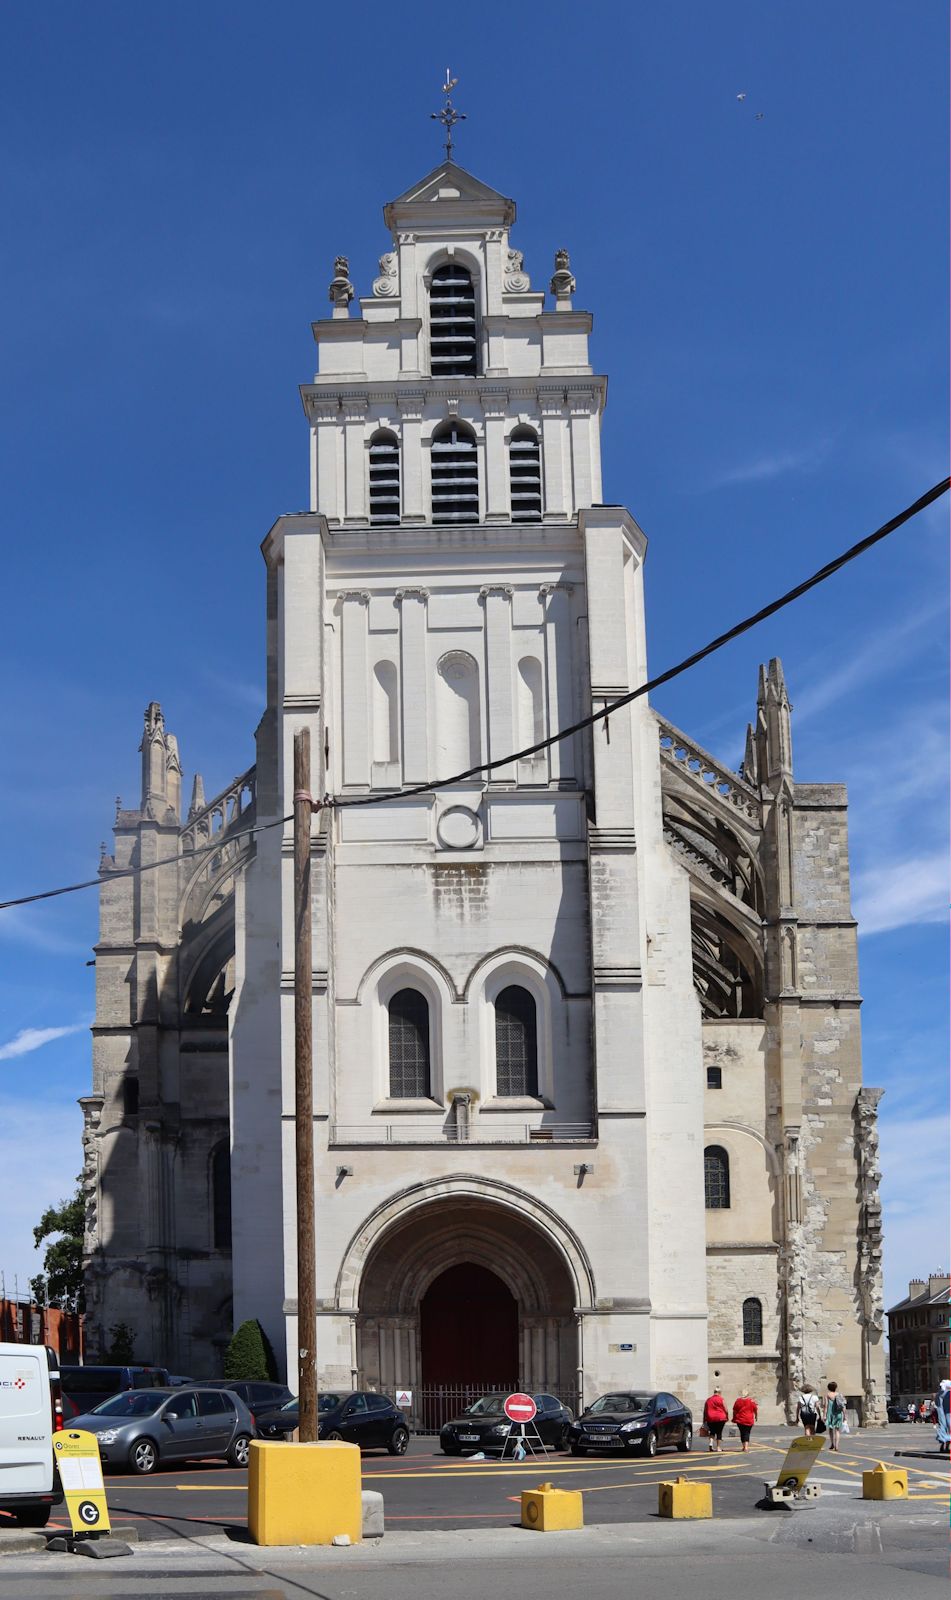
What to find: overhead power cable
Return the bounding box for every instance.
[1,474,947,912]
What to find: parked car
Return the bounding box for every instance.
[440,1393,573,1456]
[567,1391,692,1457]
[254,1391,409,1454]
[886,1403,906,1424]
[196,1380,294,1411]
[60,1364,171,1413]
[0,1342,64,1527]
[68,1385,255,1474]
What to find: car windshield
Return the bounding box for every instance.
[88,1392,166,1418]
[279,1393,339,1413]
[588,1393,653,1415]
[465,1395,507,1416]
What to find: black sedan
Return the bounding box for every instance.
[196,1380,294,1411]
[440,1393,573,1455]
[567,1390,692,1457]
[254,1390,409,1454]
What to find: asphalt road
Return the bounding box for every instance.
[28,1424,947,1544]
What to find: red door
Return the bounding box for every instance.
[420,1263,518,1386]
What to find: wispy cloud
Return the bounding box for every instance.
[705,438,832,489]
[791,598,948,726]
[0,1024,87,1062]
[853,851,948,938]
[879,1109,950,1311]
[0,906,90,956]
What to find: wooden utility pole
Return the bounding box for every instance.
[293,728,318,1441]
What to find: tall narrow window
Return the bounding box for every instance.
[212,1144,232,1250]
[431,420,479,522]
[368,430,400,524]
[429,263,477,376]
[495,985,539,1098]
[704,1145,731,1209]
[742,1298,763,1346]
[388,988,431,1098]
[372,660,399,766]
[509,426,542,520]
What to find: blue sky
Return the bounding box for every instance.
[0,2,946,1316]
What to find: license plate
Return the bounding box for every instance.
[587,1437,623,1447]
[459,1434,480,1442]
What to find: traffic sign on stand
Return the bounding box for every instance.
[501,1393,545,1460]
[503,1393,538,1424]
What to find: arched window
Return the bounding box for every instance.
[368,430,400,524]
[212,1144,232,1250]
[742,1297,763,1346]
[431,420,479,522]
[436,651,481,773]
[388,988,431,1098]
[704,1145,731,1209]
[517,656,545,747]
[372,660,399,765]
[429,262,477,376]
[509,426,542,521]
[495,985,539,1098]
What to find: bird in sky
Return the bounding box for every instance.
[736,92,747,101]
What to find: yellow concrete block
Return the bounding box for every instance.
[862,1462,908,1500]
[658,1476,713,1519]
[248,1440,363,1546]
[520,1481,584,1531]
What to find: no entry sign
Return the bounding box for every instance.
[503,1392,537,1424]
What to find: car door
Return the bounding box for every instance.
[196,1388,232,1454]
[339,1393,372,1449]
[654,1394,678,1450]
[533,1396,558,1446]
[363,1394,394,1449]
[159,1392,204,1461]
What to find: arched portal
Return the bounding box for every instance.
[420,1263,517,1387]
[355,1195,579,1405]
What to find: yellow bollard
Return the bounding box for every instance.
[658,1476,713,1519]
[862,1462,908,1501]
[521,1481,584,1531]
[248,1440,363,1546]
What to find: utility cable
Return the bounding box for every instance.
[1,474,947,910]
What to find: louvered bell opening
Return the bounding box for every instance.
[509,429,542,521]
[430,264,477,377]
[431,424,479,523]
[369,434,400,525]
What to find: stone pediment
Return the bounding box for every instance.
[383,162,516,231]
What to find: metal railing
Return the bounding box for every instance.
[330,1122,594,1146]
[404,1382,581,1435]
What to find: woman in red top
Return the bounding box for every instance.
[732,1390,758,1452]
[702,1387,728,1452]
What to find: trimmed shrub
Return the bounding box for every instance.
[222,1319,278,1381]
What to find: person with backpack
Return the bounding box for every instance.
[731,1389,758,1452]
[797,1386,820,1437]
[702,1386,728,1452]
[825,1382,845,1451]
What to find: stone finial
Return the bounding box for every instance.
[189,772,206,819]
[372,251,398,298]
[504,248,530,293]
[550,247,576,308]
[329,255,354,316]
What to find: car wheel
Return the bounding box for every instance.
[677,1426,692,1453]
[228,1434,251,1469]
[642,1430,658,1458]
[388,1425,409,1456]
[326,1430,345,1442]
[570,1443,587,1457]
[558,1425,571,1452]
[130,1438,158,1475]
[11,1504,51,1528]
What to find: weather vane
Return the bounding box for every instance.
[431,68,466,161]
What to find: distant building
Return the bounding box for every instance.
[82,157,887,1423]
[887,1275,950,1400]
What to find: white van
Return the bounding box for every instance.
[0,1343,64,1527]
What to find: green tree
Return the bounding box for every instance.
[222,1319,278,1382]
[32,1184,85,1311]
[106,1322,135,1362]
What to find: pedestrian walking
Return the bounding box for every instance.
[919,1399,929,1425]
[731,1389,758,1452]
[824,1382,845,1451]
[907,1400,917,1425]
[935,1379,951,1455]
[702,1386,728,1452]
[797,1385,820,1437]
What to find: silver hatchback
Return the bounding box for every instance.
[71,1386,255,1475]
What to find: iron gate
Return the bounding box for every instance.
[404,1382,582,1434]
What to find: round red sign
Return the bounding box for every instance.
[503,1392,537,1423]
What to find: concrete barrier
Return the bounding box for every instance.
[362,1489,384,1538]
[658,1477,713,1519]
[520,1482,584,1531]
[862,1462,908,1500]
[248,1440,363,1546]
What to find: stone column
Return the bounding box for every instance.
[541,583,574,784]
[540,393,568,519]
[397,589,429,782]
[343,398,368,523]
[397,393,425,523]
[480,586,515,783]
[313,402,341,523]
[339,592,370,787]
[482,399,509,519]
[568,393,595,511]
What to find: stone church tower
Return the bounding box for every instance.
[84,160,885,1423]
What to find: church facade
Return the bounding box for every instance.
[83,162,886,1423]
